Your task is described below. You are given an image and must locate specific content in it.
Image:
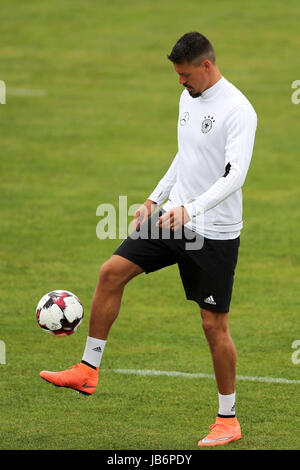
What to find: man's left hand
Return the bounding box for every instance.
[156,206,190,231]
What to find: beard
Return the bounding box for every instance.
[187,90,202,98]
[184,86,202,98]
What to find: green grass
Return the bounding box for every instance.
[1,0,300,450]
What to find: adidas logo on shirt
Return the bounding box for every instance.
[204,295,217,305]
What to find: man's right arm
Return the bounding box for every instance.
[147,152,179,205]
[133,153,179,229]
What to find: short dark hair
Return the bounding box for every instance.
[167,32,216,65]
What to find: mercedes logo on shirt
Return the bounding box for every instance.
[180,112,189,126]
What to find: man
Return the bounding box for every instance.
[40,32,257,447]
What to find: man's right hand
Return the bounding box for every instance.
[133,199,156,231]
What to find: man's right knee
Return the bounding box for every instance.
[98,255,144,289]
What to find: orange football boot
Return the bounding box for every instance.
[40,362,98,396]
[198,416,241,447]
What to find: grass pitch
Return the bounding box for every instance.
[1,0,300,450]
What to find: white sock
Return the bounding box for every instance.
[218,392,236,417]
[81,336,106,369]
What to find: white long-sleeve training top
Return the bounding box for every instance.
[148,76,257,240]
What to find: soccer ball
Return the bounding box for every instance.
[36,290,84,336]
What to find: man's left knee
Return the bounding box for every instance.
[200,308,229,337]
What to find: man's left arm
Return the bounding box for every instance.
[184,104,257,220]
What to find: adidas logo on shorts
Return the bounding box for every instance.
[204,295,217,305]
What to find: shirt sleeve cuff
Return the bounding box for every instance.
[184,200,204,220]
[148,186,167,205]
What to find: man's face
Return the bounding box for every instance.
[173,60,210,98]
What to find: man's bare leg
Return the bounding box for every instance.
[89,254,144,339]
[201,308,236,395]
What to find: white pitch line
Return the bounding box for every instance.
[7,88,47,97]
[108,368,300,385]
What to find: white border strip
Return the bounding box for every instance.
[7,88,47,97]
[108,368,300,385]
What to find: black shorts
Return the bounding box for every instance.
[113,210,240,313]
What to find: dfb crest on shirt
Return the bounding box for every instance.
[201,115,215,133]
